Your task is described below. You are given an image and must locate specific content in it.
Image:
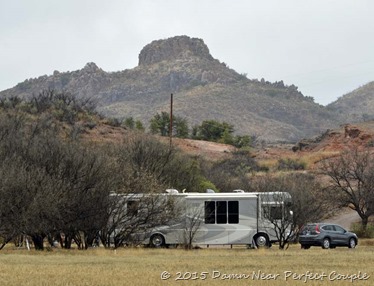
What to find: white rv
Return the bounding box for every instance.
[118,190,292,248]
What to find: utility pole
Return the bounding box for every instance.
[169,93,173,148]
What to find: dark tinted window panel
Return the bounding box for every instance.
[127,200,139,216]
[270,206,283,220]
[228,201,239,224]
[204,201,215,224]
[216,201,227,224]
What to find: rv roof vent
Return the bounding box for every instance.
[165,189,179,194]
[206,189,215,193]
[233,189,245,193]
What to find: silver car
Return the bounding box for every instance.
[298,223,358,249]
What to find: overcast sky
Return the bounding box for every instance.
[1,0,373,105]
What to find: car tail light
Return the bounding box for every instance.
[315,224,320,234]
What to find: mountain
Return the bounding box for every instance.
[327,81,374,123]
[0,35,342,142]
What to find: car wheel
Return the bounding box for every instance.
[254,234,269,248]
[348,238,357,249]
[150,234,165,248]
[322,238,330,249]
[301,244,310,249]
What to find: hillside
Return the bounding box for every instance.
[292,121,374,153]
[0,35,343,142]
[327,81,374,123]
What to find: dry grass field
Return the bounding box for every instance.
[0,242,374,286]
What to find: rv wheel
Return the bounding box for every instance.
[254,234,269,248]
[150,234,165,248]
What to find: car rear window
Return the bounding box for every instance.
[301,224,318,235]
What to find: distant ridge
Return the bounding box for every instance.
[327,81,374,123]
[0,35,350,142]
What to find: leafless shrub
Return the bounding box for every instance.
[319,147,374,231]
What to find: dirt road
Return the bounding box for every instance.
[323,208,360,230]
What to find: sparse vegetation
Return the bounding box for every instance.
[366,139,374,147]
[351,223,374,238]
[277,158,306,171]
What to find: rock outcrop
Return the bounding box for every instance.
[138,36,214,66]
[293,123,374,152]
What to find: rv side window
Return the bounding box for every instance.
[216,201,227,224]
[228,201,239,224]
[204,200,239,224]
[270,205,282,220]
[205,201,215,224]
[127,200,139,217]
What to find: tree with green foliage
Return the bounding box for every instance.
[173,116,189,138]
[220,128,234,145]
[135,120,145,131]
[123,117,135,129]
[233,135,254,149]
[195,120,234,142]
[191,125,199,139]
[123,117,145,132]
[150,112,171,136]
[149,112,189,138]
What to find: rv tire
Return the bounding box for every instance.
[254,234,270,248]
[150,234,165,248]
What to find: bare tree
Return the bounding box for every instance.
[250,173,329,249]
[183,204,204,250]
[114,134,203,193]
[30,89,97,117]
[320,147,374,231]
[98,134,206,248]
[54,143,115,249]
[101,191,182,248]
[202,150,263,192]
[0,114,116,250]
[261,192,294,249]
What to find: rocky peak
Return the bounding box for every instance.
[138,35,214,66]
[82,62,101,73]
